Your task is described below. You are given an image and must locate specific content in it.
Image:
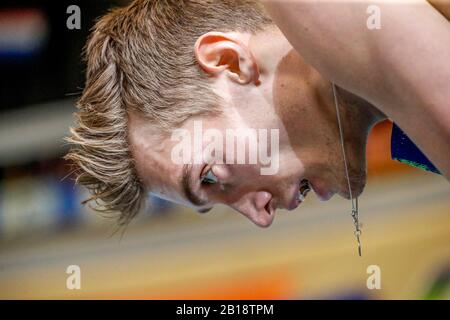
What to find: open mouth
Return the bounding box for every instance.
[297,179,311,202]
[266,179,312,214]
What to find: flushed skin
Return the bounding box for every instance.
[129,26,385,227]
[68,1,449,228]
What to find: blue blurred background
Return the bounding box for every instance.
[0,0,449,300]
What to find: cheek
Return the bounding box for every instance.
[221,164,270,196]
[229,164,262,180]
[272,151,304,183]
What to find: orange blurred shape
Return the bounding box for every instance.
[104,269,296,300]
[366,120,414,176]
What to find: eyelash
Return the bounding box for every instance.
[201,168,218,185]
[200,165,229,196]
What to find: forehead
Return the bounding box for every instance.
[128,111,223,211]
[128,112,187,204]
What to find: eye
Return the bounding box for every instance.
[201,169,218,184]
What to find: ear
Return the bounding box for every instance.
[194,32,260,85]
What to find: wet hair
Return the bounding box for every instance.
[65,0,271,226]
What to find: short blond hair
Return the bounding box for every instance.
[65,0,271,226]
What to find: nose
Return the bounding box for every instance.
[230,191,275,228]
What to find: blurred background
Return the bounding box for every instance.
[0,0,449,300]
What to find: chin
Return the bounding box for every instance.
[310,162,367,201]
[338,173,366,200]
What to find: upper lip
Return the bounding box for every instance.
[309,179,335,201]
[266,180,310,213]
[285,181,306,210]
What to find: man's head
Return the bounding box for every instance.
[66,0,383,228]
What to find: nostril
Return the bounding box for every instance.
[265,201,271,215]
[264,198,276,216]
[233,192,275,228]
[255,191,272,214]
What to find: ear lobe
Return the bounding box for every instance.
[194,32,260,85]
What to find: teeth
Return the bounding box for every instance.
[298,179,310,202]
[298,193,306,202]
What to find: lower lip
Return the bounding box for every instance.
[310,180,334,201]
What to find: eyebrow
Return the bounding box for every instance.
[181,164,209,207]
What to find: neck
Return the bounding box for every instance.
[326,81,387,160]
[335,85,387,130]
